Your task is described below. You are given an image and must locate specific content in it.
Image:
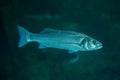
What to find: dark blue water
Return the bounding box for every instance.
[1,0,120,80]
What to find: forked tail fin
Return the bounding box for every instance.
[17,25,31,47]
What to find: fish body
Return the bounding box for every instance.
[17,25,102,53]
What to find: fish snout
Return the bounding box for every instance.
[88,39,102,50]
[96,41,102,49]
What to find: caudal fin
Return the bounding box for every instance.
[17,25,31,47]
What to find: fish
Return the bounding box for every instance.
[17,25,102,53]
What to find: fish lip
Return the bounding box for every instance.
[99,46,103,49]
[96,41,103,48]
[97,44,103,49]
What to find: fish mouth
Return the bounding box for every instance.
[96,43,103,49]
[98,45,103,49]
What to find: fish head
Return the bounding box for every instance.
[79,36,102,51]
[88,38,103,50]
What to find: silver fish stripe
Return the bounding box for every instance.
[17,25,102,53]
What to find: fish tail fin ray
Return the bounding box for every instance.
[17,25,31,47]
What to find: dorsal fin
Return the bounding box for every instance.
[40,28,57,33]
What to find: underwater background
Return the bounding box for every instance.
[0,0,120,80]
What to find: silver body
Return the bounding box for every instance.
[28,28,102,53]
